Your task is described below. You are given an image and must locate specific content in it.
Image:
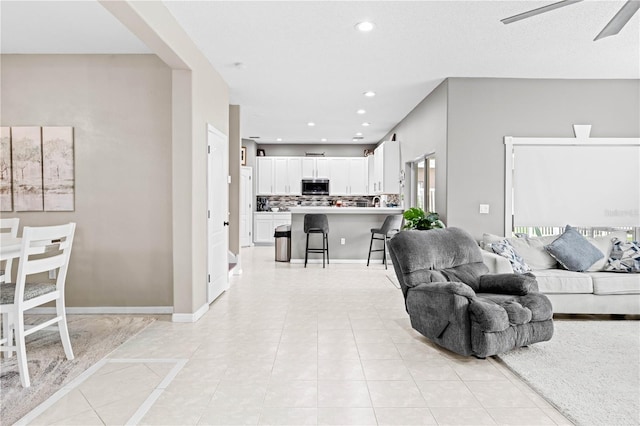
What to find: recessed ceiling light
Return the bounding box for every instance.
[356,132,363,136]
[363,91,376,97]
[362,122,370,127]
[307,122,315,127]
[355,21,375,32]
[357,109,366,114]
[276,138,282,142]
[321,138,327,142]
[352,138,358,142]
[233,62,246,69]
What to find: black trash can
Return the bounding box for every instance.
[274,225,291,262]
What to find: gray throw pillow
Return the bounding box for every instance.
[544,225,603,272]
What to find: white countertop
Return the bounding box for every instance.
[288,206,404,215]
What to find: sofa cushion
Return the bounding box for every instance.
[587,231,629,271]
[491,240,531,274]
[603,239,640,273]
[482,233,557,270]
[544,225,603,272]
[587,272,640,295]
[531,269,594,294]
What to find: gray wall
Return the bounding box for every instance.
[386,77,640,241]
[229,105,241,255]
[1,54,173,308]
[256,144,376,157]
[447,78,640,239]
[382,80,449,220]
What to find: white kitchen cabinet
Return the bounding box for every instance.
[302,157,330,179]
[328,158,367,195]
[273,158,302,195]
[367,155,375,195]
[373,141,400,194]
[261,157,302,195]
[253,212,292,244]
[257,157,274,195]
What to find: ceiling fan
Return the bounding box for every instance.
[501,0,640,41]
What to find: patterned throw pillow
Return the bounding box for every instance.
[491,239,532,274]
[604,239,640,273]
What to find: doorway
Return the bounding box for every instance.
[240,166,253,247]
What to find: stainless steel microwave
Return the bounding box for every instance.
[301,179,329,196]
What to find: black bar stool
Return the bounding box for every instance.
[304,214,329,268]
[367,214,403,269]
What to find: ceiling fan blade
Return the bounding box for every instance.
[501,0,583,24]
[594,0,640,40]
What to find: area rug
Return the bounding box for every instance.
[497,320,640,426]
[1,314,156,425]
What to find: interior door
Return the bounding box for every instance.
[207,124,229,304]
[240,166,253,247]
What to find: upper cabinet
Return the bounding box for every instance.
[256,149,398,196]
[258,157,302,195]
[301,157,330,179]
[328,158,368,196]
[373,141,400,195]
[257,157,274,195]
[273,157,302,195]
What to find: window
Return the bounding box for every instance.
[410,154,435,211]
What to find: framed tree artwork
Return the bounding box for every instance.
[241,146,247,166]
[0,127,11,211]
[42,126,74,211]
[11,127,44,211]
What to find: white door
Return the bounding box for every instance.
[240,166,253,247]
[207,124,229,304]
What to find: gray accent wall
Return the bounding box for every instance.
[1,54,173,308]
[447,78,639,239]
[229,105,241,255]
[385,78,639,240]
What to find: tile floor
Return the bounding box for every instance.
[25,246,571,425]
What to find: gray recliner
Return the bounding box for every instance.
[388,227,553,358]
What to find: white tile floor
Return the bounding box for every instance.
[25,246,571,425]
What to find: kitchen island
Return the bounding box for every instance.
[289,206,404,264]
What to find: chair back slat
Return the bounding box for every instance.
[13,223,76,304]
[24,255,67,275]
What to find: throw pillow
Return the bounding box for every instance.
[510,235,558,270]
[491,239,532,274]
[604,239,640,273]
[544,225,603,272]
[587,231,629,271]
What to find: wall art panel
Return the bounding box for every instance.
[42,126,75,211]
[11,127,44,211]
[0,127,11,211]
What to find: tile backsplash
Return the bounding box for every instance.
[257,194,400,211]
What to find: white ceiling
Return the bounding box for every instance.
[2,1,638,145]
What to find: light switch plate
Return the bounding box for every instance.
[479,204,490,214]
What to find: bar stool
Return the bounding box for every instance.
[367,214,403,269]
[304,214,329,268]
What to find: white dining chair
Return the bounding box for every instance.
[0,222,76,387]
[0,217,20,283]
[1,217,20,357]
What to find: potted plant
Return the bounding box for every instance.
[402,207,445,230]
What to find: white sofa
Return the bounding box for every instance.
[481,232,640,315]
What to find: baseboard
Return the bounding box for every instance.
[28,306,173,315]
[171,303,208,323]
